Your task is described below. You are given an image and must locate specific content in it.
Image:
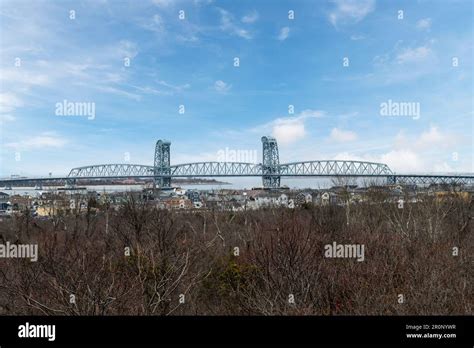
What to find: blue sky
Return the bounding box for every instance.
[0,0,473,180]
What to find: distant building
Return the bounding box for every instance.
[318,192,338,205]
[186,190,201,202]
[174,188,187,196]
[279,194,289,205]
[0,202,9,213]
[0,192,9,201]
[295,192,312,205]
[162,197,193,209]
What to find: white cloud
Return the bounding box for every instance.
[397,126,457,150]
[433,162,454,172]
[129,85,171,96]
[140,14,165,34]
[333,149,425,173]
[194,0,213,5]
[214,80,232,93]
[396,46,432,64]
[176,34,199,43]
[0,114,16,123]
[272,120,306,145]
[152,0,174,7]
[241,10,259,24]
[117,40,138,59]
[299,109,325,118]
[370,41,438,83]
[5,132,68,150]
[380,150,425,172]
[389,127,459,171]
[330,128,358,142]
[0,93,23,113]
[328,0,375,28]
[219,9,252,39]
[0,68,50,88]
[416,126,445,147]
[0,37,149,107]
[416,18,432,31]
[156,80,191,92]
[277,27,290,41]
[333,126,461,173]
[92,85,142,101]
[253,109,324,145]
[350,34,365,40]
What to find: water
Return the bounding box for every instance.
[1,178,339,197]
[1,185,144,197]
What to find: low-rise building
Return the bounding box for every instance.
[0,192,9,201]
[162,197,193,209]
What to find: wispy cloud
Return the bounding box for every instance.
[0,68,51,89]
[0,93,24,113]
[117,40,139,59]
[91,85,142,101]
[218,8,252,39]
[241,10,259,24]
[5,132,68,150]
[334,126,462,173]
[330,128,358,142]
[156,80,191,92]
[194,0,213,5]
[139,14,166,34]
[253,109,324,145]
[214,80,232,93]
[396,45,432,64]
[152,0,174,7]
[0,114,16,124]
[277,27,290,41]
[350,34,365,40]
[328,0,375,28]
[416,18,432,31]
[369,41,437,84]
[0,21,147,107]
[129,85,171,96]
[394,126,458,151]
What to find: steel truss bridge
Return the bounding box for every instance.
[1,136,473,189]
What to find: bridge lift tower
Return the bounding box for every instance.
[261,136,281,189]
[153,137,282,189]
[154,140,171,188]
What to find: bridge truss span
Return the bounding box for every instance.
[67,160,394,179]
[68,164,155,178]
[391,174,474,186]
[279,160,393,177]
[169,162,262,176]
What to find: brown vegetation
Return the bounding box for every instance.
[0,192,472,315]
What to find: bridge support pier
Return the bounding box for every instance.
[261,136,280,189]
[65,178,76,188]
[387,175,397,185]
[154,140,171,188]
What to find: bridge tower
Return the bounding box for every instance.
[261,136,280,188]
[154,140,171,188]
